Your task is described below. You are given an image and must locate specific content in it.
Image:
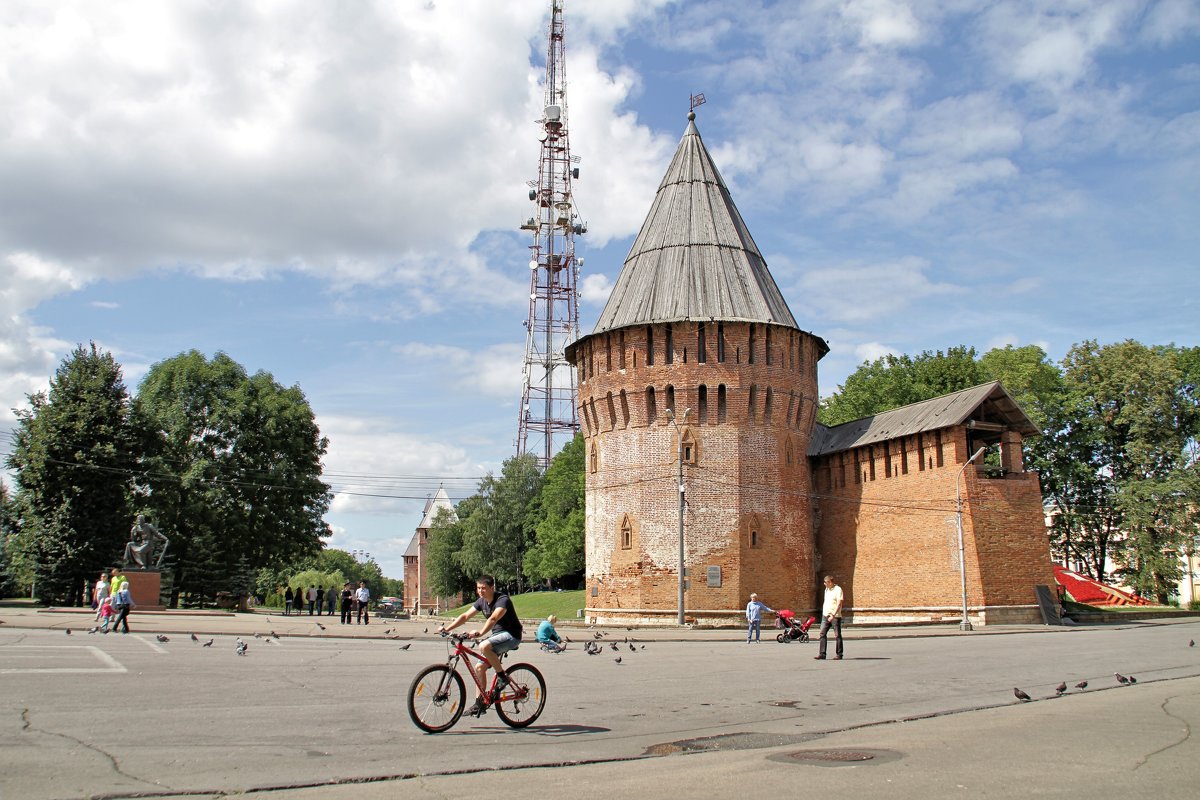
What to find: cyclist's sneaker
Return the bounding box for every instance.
[466,699,487,717]
[489,672,512,704]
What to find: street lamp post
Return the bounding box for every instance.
[956,446,988,632]
[667,408,691,626]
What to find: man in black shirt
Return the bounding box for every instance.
[439,575,523,717]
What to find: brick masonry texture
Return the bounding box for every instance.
[570,320,1056,627]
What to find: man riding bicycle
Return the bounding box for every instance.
[438,575,523,717]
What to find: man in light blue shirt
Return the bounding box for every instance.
[745,593,774,643]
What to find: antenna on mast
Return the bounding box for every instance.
[516,0,583,470]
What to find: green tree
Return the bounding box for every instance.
[135,351,331,606]
[1052,341,1199,599]
[819,346,986,426]
[525,434,585,586]
[425,504,473,599]
[0,482,24,596]
[458,455,544,592]
[6,343,142,605]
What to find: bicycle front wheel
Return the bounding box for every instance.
[408,665,466,733]
[494,663,546,729]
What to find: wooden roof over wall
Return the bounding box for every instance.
[808,381,1040,457]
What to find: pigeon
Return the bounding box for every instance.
[235,638,248,656]
[65,629,71,635]
[1190,639,1195,647]
[629,643,636,652]
[399,643,411,650]
[564,636,572,643]
[271,630,279,639]
[1055,681,1067,696]
[156,634,170,643]
[593,632,603,640]
[609,642,619,651]
[1074,681,1088,690]
[614,657,622,664]
[191,633,199,642]
[202,638,214,647]
[424,627,429,633]
[316,622,326,631]
[1013,688,1031,702]
[640,645,646,650]
[1115,673,1129,685]
[1128,675,1137,684]
[385,628,393,635]
[254,632,262,639]
[88,626,98,634]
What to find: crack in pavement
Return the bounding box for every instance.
[1132,692,1195,771]
[20,708,169,794]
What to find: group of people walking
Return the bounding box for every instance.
[92,569,134,633]
[745,575,845,659]
[283,582,372,624]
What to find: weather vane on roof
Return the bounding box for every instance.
[690,92,706,113]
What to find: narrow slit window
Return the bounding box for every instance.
[748,325,756,365]
[666,385,675,417]
[697,323,707,363]
[665,325,674,365]
[748,385,757,422]
[717,385,727,423]
[646,326,655,366]
[698,385,708,424]
[646,386,657,425]
[717,323,726,363]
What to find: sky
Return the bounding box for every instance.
[2,0,1198,581]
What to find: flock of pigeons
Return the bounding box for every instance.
[1013,639,1195,702]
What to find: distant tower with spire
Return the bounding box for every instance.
[566,107,828,625]
[517,0,585,469]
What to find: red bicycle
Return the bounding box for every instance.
[407,632,547,733]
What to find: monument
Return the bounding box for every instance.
[117,514,169,610]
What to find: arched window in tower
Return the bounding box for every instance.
[697,323,707,363]
[717,323,726,363]
[750,528,760,548]
[646,325,654,366]
[748,384,758,422]
[619,514,633,550]
[665,385,676,416]
[680,427,697,465]
[748,325,757,365]
[665,325,674,365]
[717,384,727,423]
[764,387,774,420]
[589,441,598,474]
[619,390,630,428]
[698,385,708,424]
[645,386,657,425]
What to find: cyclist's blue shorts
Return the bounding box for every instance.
[485,631,520,655]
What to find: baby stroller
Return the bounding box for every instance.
[774,610,816,643]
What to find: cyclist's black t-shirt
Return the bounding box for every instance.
[473,593,523,640]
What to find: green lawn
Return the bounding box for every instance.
[441,589,585,622]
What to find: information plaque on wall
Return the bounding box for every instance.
[707,566,722,588]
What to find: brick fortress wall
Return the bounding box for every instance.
[811,427,1055,625]
[573,320,823,625]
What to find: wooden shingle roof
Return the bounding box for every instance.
[587,114,800,337]
[808,382,1040,457]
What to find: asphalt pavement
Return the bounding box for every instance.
[2,606,1198,800]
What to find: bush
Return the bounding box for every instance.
[1189,599,1200,612]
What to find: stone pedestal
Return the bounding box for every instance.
[124,570,165,611]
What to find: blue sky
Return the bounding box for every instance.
[2,0,1198,580]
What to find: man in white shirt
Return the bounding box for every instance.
[355,582,371,625]
[814,575,844,660]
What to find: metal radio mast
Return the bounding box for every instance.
[517,0,584,469]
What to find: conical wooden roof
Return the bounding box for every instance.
[590,113,799,335]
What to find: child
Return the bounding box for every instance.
[98,596,114,633]
[536,614,565,652]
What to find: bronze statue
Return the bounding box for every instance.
[121,514,169,569]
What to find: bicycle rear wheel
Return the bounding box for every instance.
[493,663,546,729]
[408,665,466,733]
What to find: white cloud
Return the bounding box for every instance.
[853,341,900,363]
[580,272,614,305]
[393,342,525,400]
[795,256,966,324]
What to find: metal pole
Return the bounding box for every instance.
[668,409,689,626]
[677,427,686,626]
[956,446,987,632]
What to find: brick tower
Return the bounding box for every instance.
[566,111,828,625]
